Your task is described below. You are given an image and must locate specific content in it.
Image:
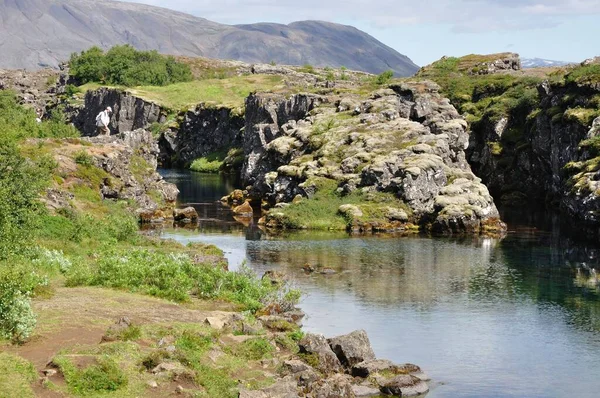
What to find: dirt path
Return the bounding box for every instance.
[4,287,223,371]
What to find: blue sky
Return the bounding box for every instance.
[126,0,599,66]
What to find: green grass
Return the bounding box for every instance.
[271,177,412,230]
[190,150,227,173]
[226,338,275,361]
[0,353,37,398]
[53,356,128,395]
[80,75,285,112]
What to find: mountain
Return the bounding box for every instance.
[0,0,419,76]
[521,58,573,68]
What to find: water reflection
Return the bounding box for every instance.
[159,170,600,398]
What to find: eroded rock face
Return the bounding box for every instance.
[43,130,178,222]
[72,88,165,136]
[240,81,505,234]
[160,105,244,167]
[84,130,179,212]
[468,78,600,236]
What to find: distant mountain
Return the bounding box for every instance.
[0,0,419,76]
[521,58,573,68]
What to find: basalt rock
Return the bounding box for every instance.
[159,104,244,167]
[240,81,505,234]
[72,88,166,136]
[468,76,600,237]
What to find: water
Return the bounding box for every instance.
[158,169,600,398]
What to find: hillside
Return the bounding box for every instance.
[0,0,419,76]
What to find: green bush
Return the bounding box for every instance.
[0,90,79,143]
[0,143,52,259]
[69,45,193,87]
[375,70,394,85]
[0,263,47,342]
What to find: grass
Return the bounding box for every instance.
[270,177,412,230]
[190,150,227,173]
[80,75,285,112]
[0,353,37,398]
[54,356,128,395]
[226,338,275,361]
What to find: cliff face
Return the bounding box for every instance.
[465,65,600,234]
[72,88,166,136]
[240,82,504,234]
[416,53,600,238]
[160,105,244,168]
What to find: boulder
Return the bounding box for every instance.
[327,330,375,368]
[298,333,343,374]
[262,270,288,285]
[338,204,363,219]
[351,359,396,378]
[233,200,254,217]
[379,375,429,397]
[173,207,198,222]
[352,384,381,397]
[310,374,356,398]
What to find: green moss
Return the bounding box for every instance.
[298,352,320,368]
[563,107,600,127]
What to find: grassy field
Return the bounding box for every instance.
[79,74,285,111]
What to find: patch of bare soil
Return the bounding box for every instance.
[4,286,231,395]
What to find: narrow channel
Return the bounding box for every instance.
[158,169,600,398]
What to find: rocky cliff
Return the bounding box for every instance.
[71,88,166,136]
[462,59,600,236]
[159,105,244,168]
[239,81,505,234]
[39,130,179,220]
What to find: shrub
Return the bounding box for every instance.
[73,150,94,166]
[0,263,46,342]
[69,45,192,87]
[0,143,51,259]
[375,70,394,85]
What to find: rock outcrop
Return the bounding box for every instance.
[158,105,244,167]
[71,88,166,136]
[0,67,66,113]
[41,129,178,220]
[239,81,505,234]
[468,67,600,237]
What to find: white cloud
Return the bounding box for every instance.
[126,0,600,31]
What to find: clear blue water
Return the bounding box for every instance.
[159,169,600,398]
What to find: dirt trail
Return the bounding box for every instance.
[4,287,221,371]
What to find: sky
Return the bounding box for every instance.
[125,0,599,66]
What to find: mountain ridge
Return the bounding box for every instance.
[0,0,419,76]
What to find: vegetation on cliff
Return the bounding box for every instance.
[70,45,193,87]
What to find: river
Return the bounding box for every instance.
[157,169,600,398]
